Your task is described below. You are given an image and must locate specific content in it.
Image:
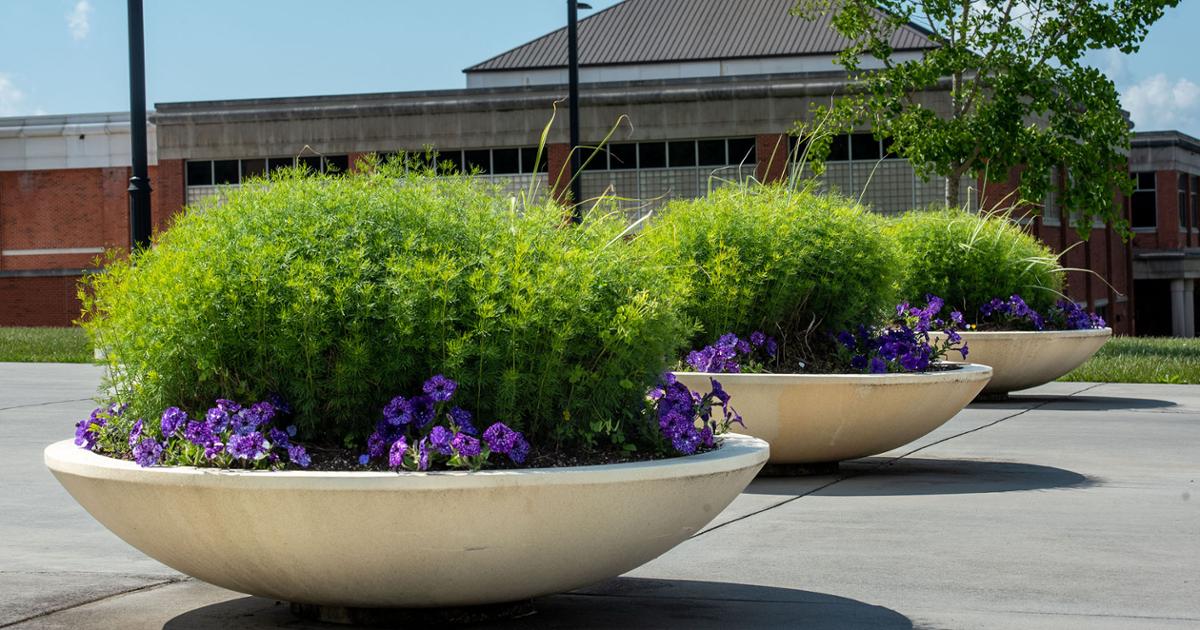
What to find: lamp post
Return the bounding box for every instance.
[567,1,591,221]
[127,0,152,250]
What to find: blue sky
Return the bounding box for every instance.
[0,0,1196,136]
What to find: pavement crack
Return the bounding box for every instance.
[690,383,1105,539]
[0,398,95,413]
[0,577,188,629]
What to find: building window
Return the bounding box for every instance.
[186,161,212,186]
[491,148,520,174]
[1130,171,1157,229]
[668,141,696,167]
[1192,175,1199,230]
[727,137,756,166]
[608,143,637,170]
[638,142,666,169]
[267,157,293,173]
[241,159,266,179]
[519,147,548,173]
[1180,172,1189,228]
[1043,167,1061,226]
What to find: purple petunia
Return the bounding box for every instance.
[160,407,187,437]
[288,444,311,468]
[429,425,454,455]
[451,432,482,458]
[448,407,477,435]
[383,395,412,426]
[422,375,457,402]
[132,438,163,467]
[226,432,269,461]
[127,419,144,448]
[483,422,520,455]
[388,437,408,468]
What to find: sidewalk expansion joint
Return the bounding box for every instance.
[690,383,1105,539]
[0,398,95,414]
[0,577,189,629]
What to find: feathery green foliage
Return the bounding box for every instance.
[888,207,1063,319]
[636,184,901,366]
[80,165,691,451]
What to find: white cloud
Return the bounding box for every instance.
[1122,73,1200,134]
[0,73,29,116]
[67,0,92,41]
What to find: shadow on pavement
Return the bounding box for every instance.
[825,457,1096,497]
[971,394,1177,411]
[163,578,912,629]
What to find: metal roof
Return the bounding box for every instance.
[465,0,936,73]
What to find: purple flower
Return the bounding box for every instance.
[959,343,970,359]
[132,438,163,467]
[358,454,370,466]
[250,401,277,424]
[429,425,454,455]
[226,432,269,461]
[750,331,766,347]
[388,437,408,468]
[950,310,965,326]
[483,422,520,455]
[422,375,457,402]
[286,425,298,438]
[416,438,431,471]
[205,407,231,433]
[868,357,887,374]
[509,435,530,464]
[410,395,436,427]
[184,420,216,448]
[74,409,106,451]
[268,427,290,448]
[383,395,413,426]
[765,338,778,357]
[160,407,187,437]
[127,419,144,448]
[288,445,311,468]
[448,407,477,435]
[451,432,482,458]
[850,355,868,370]
[837,331,856,350]
[367,431,388,459]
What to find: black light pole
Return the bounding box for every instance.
[567,1,590,221]
[127,0,152,250]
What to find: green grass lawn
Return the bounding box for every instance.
[0,327,92,363]
[1061,336,1200,384]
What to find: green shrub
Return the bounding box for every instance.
[81,167,691,451]
[635,184,901,366]
[888,207,1064,319]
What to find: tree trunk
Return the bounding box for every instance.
[945,175,961,208]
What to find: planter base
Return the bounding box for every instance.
[290,601,535,626]
[758,461,840,477]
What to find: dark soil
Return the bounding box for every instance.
[299,441,682,473]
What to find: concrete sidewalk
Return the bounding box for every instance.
[1,364,1197,629]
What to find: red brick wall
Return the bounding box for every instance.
[546,142,572,204]
[0,274,84,327]
[755,133,789,184]
[151,159,186,234]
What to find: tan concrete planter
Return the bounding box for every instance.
[674,364,991,464]
[930,328,1111,395]
[44,435,767,609]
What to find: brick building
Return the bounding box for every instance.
[0,0,1175,335]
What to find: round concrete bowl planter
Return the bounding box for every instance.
[929,328,1111,395]
[673,364,992,465]
[44,434,768,610]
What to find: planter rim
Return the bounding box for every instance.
[44,433,769,491]
[675,362,992,385]
[935,327,1112,339]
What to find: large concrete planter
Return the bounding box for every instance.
[930,328,1111,395]
[674,364,991,465]
[44,435,767,609]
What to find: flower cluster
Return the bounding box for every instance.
[648,374,742,455]
[979,295,1106,331]
[359,375,530,471]
[685,331,777,373]
[75,398,309,469]
[836,295,968,374]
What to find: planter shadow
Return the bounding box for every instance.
[162,578,913,629]
[744,457,1095,497]
[972,395,1177,411]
